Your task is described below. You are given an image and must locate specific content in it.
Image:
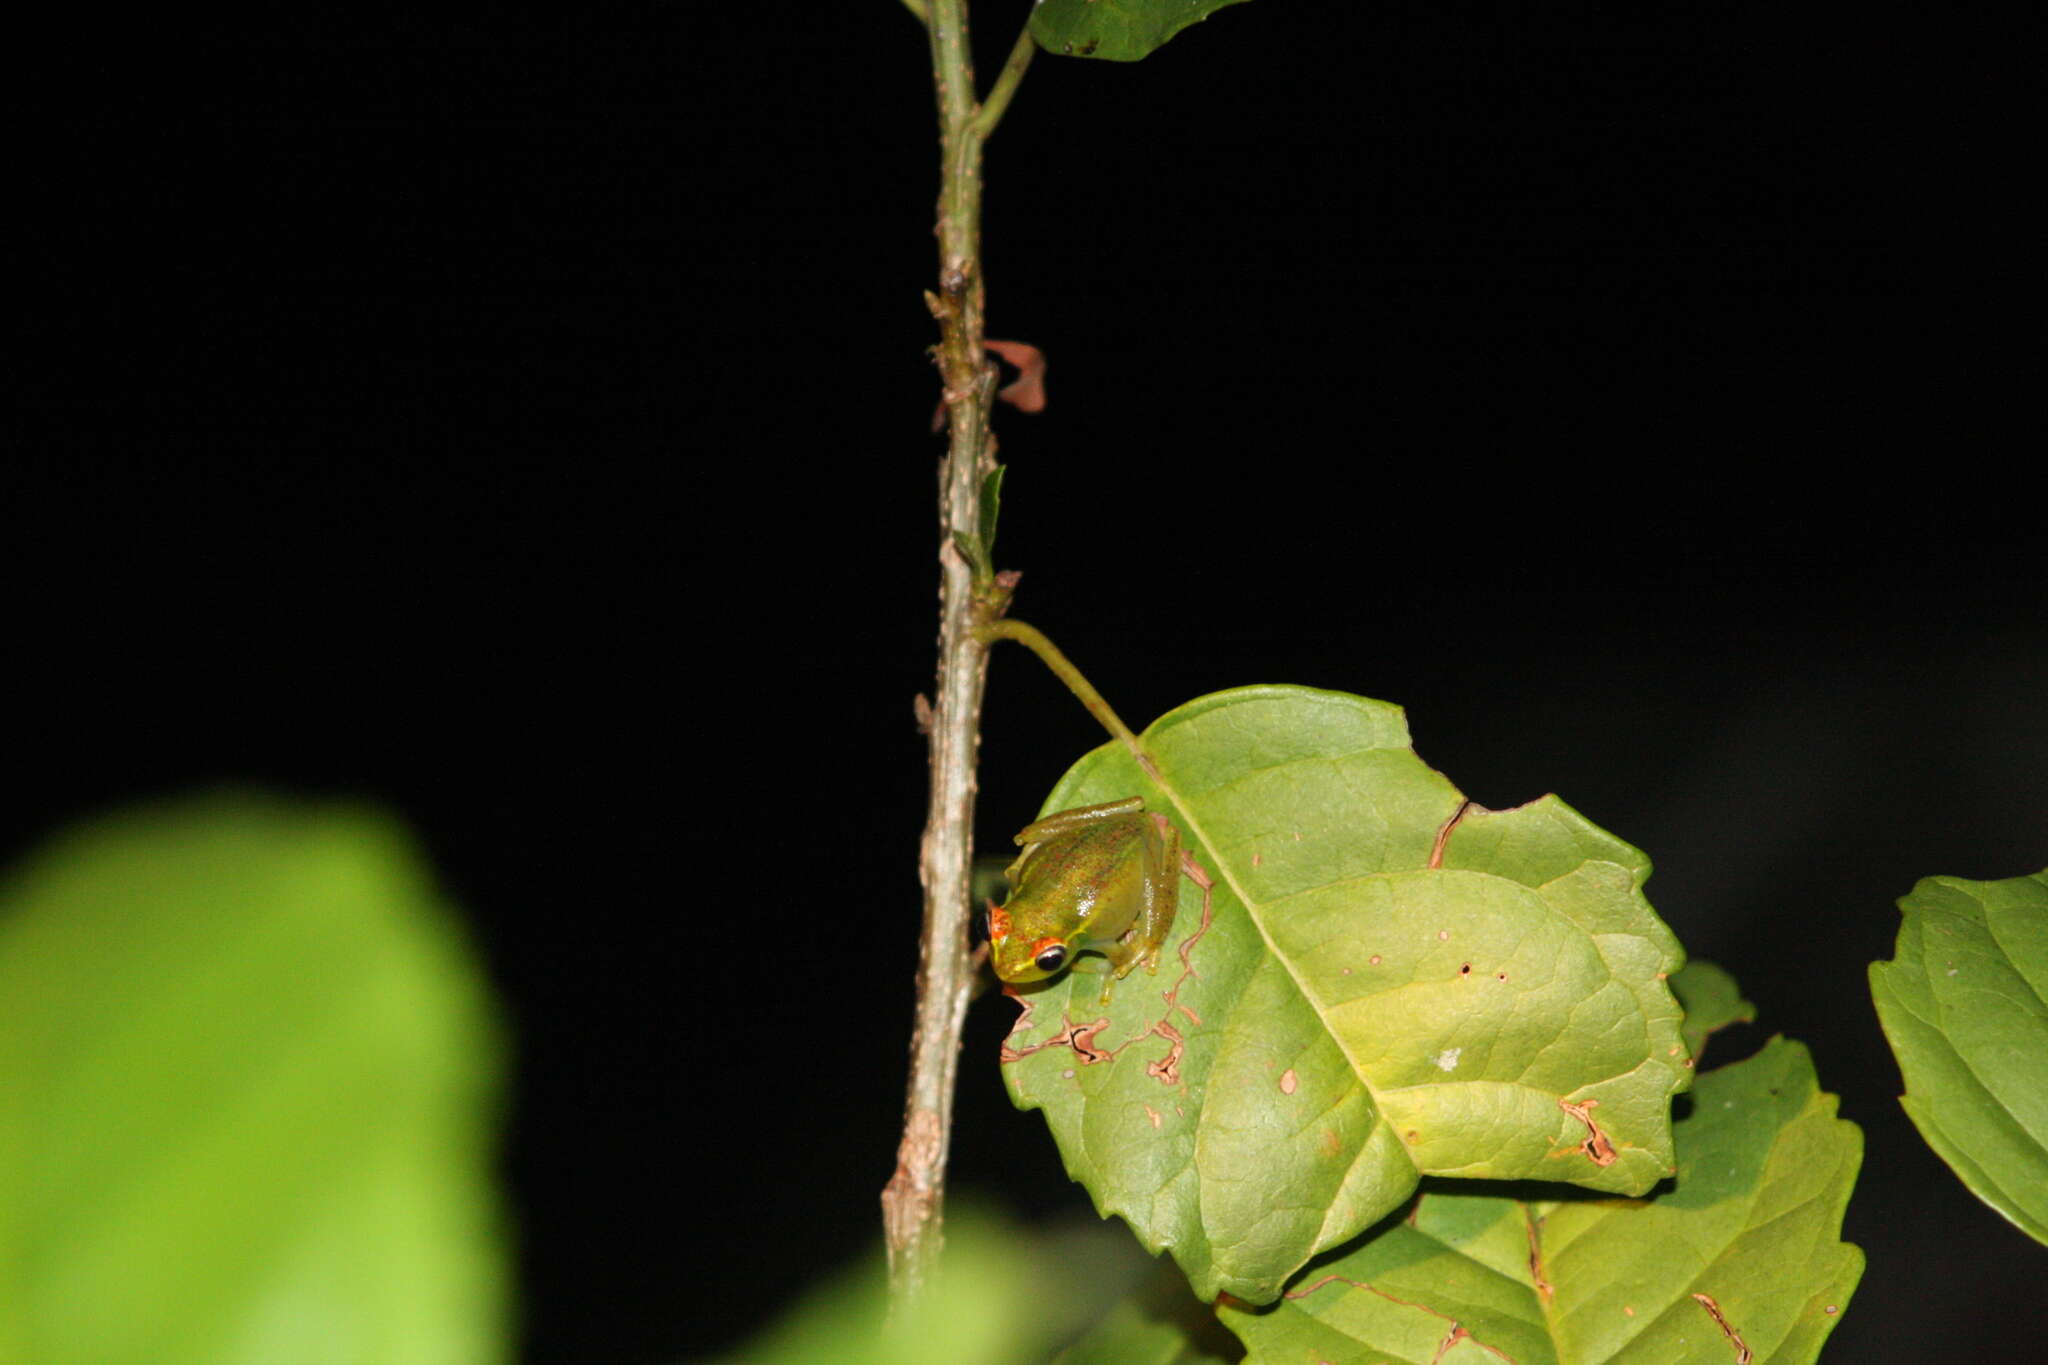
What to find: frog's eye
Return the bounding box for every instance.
[1032,943,1068,974]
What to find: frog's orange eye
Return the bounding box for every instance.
[987,901,1011,942]
[1032,941,1068,974]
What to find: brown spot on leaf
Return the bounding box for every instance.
[1287,1273,1513,1361]
[1144,1104,1162,1130]
[1429,801,1472,868]
[996,986,1041,1062]
[1068,1019,1115,1062]
[1146,1021,1185,1085]
[1526,1215,1554,1305]
[1692,1292,1752,1364]
[1280,1068,1298,1094]
[996,991,1115,1066]
[1558,1097,1618,1166]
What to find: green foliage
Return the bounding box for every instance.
[720,1213,1138,1365]
[1219,1038,1862,1365]
[999,686,1690,1303]
[1869,868,2048,1244]
[0,795,509,1365]
[1056,1309,1212,1365]
[1052,1259,1239,1365]
[954,465,1008,588]
[1054,1300,1235,1365]
[1031,0,1255,63]
[1669,960,1757,1065]
[979,464,1006,565]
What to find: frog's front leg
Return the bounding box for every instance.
[1101,813,1181,993]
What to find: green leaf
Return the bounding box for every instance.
[999,687,1690,1303]
[1031,0,1256,63]
[1868,868,2048,1244]
[1055,1299,1237,1365]
[953,529,994,584]
[980,463,1006,565]
[1669,960,1756,1065]
[720,1211,1115,1365]
[0,795,509,1365]
[1219,1038,1862,1365]
[1055,1259,1241,1365]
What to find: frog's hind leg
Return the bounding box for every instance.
[1114,813,1181,980]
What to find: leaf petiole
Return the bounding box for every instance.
[974,618,1152,774]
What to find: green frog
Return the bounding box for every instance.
[986,797,1181,998]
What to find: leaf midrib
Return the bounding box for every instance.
[1150,743,1425,1177]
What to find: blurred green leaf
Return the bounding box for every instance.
[0,795,508,1365]
[1869,868,2048,1244]
[1000,687,1689,1304]
[1219,1038,1862,1364]
[1031,0,1255,63]
[1055,1299,1235,1365]
[1054,1255,1240,1365]
[719,1211,1106,1365]
[1669,960,1756,1065]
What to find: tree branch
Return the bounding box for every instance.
[882,0,1016,1306]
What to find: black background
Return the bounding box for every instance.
[14,2,2043,1361]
